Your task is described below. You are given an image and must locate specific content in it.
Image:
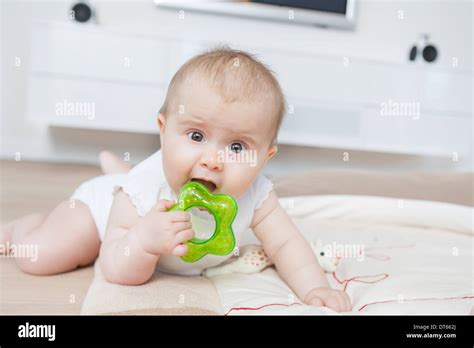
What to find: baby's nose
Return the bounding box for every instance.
[199,153,223,171]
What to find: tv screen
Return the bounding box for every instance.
[251,0,348,15]
[156,0,356,30]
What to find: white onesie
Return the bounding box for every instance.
[70,149,274,276]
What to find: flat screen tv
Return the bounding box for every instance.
[156,0,357,30]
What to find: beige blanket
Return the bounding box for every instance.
[81,262,223,315]
[80,170,472,315]
[213,195,472,315]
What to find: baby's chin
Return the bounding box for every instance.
[216,186,247,200]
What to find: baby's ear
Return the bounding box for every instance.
[157,113,166,132]
[266,145,278,160]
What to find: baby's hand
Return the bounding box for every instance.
[304,287,351,312]
[135,199,194,257]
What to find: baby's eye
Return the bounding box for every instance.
[229,142,246,153]
[320,252,325,256]
[188,131,204,142]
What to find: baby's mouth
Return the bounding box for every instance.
[190,178,217,193]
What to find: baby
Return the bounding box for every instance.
[1,48,351,312]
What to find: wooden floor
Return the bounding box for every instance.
[0,160,102,314]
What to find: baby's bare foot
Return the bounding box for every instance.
[99,151,132,175]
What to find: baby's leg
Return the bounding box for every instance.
[99,151,131,174]
[0,214,44,252]
[2,200,100,275]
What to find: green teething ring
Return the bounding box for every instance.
[167,181,238,263]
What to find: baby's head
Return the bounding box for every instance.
[157,47,286,198]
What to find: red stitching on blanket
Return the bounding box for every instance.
[357,295,474,312]
[332,272,389,292]
[224,272,388,315]
[224,302,303,316]
[364,243,416,261]
[224,296,474,315]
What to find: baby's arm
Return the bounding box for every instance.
[251,191,351,312]
[99,188,193,285]
[99,189,159,285]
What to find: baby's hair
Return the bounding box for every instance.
[159,45,286,145]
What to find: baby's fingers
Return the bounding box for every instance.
[154,199,175,212]
[167,211,191,222]
[330,291,351,312]
[171,243,189,257]
[172,221,192,233]
[307,296,324,307]
[175,229,195,244]
[342,293,352,312]
[325,296,342,312]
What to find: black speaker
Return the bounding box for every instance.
[71,2,92,23]
[422,45,438,63]
[408,34,438,63]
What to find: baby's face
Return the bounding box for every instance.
[158,78,278,199]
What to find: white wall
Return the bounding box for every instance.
[1,0,472,175]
